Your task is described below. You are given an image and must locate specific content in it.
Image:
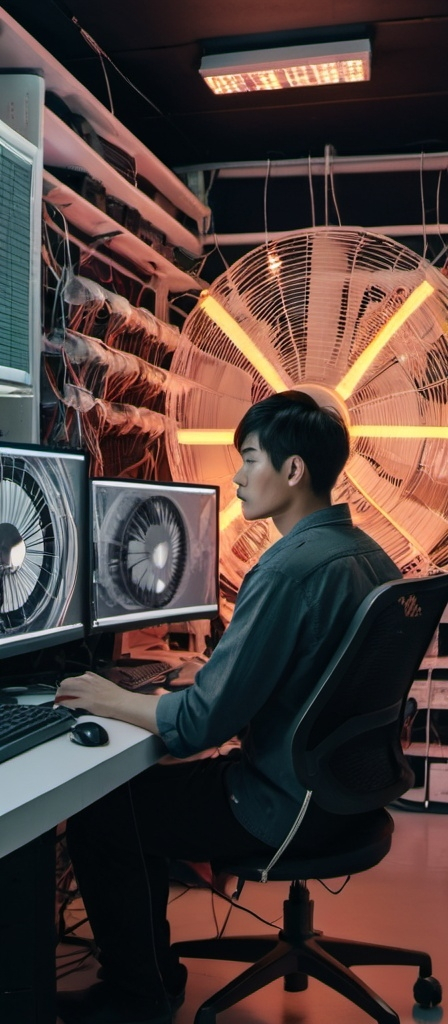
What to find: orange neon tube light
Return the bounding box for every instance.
[220,497,242,531]
[351,424,448,439]
[177,429,235,445]
[199,292,286,393]
[336,280,434,400]
[179,424,448,445]
[345,468,428,557]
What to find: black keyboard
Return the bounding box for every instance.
[104,660,174,691]
[0,703,76,764]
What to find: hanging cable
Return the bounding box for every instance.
[98,49,114,115]
[324,145,330,226]
[330,163,342,226]
[48,0,201,155]
[324,144,341,226]
[263,157,271,248]
[307,154,316,228]
[432,168,448,266]
[420,151,428,259]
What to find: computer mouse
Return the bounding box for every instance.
[70,721,110,747]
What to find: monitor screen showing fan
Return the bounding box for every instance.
[0,443,88,659]
[90,478,219,631]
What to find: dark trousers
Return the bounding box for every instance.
[65,753,355,997]
[66,755,274,996]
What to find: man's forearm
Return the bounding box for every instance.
[56,670,163,734]
[108,689,162,734]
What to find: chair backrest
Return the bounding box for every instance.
[292,574,448,815]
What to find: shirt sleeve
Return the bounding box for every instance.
[155,563,311,758]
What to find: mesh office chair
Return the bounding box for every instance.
[174,574,448,1024]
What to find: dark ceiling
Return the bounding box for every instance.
[2,0,448,278]
[2,0,448,170]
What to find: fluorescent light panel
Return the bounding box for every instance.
[200,39,371,95]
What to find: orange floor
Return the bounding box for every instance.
[57,806,448,1024]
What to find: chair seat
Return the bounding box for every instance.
[212,807,394,882]
[177,809,435,1024]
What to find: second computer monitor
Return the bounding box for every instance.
[90,478,219,632]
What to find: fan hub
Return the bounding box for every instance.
[0,523,26,572]
[144,526,171,569]
[294,384,350,428]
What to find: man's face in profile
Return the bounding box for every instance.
[233,432,295,522]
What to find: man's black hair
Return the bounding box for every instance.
[234,390,350,497]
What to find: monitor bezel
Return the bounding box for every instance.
[89,476,220,634]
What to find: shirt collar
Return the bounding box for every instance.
[259,503,353,563]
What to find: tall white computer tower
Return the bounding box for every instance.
[0,71,44,443]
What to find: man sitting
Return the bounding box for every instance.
[57,390,401,1024]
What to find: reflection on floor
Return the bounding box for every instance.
[57,807,448,1023]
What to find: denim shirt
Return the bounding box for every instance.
[156,504,401,847]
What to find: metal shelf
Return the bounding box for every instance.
[43,171,204,292]
[0,5,210,235]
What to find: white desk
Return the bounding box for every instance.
[0,717,165,1024]
[0,715,165,858]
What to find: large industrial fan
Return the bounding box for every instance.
[165,228,448,599]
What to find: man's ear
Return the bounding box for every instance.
[286,455,306,485]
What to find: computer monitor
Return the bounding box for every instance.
[0,443,88,659]
[90,478,219,632]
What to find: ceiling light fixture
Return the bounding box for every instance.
[200,39,371,95]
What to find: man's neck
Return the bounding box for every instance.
[273,495,331,537]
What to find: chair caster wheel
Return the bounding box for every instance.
[195,1007,216,1024]
[414,975,442,1008]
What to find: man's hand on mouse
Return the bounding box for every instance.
[55,672,130,717]
[55,671,163,735]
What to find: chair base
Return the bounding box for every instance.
[173,880,434,1024]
